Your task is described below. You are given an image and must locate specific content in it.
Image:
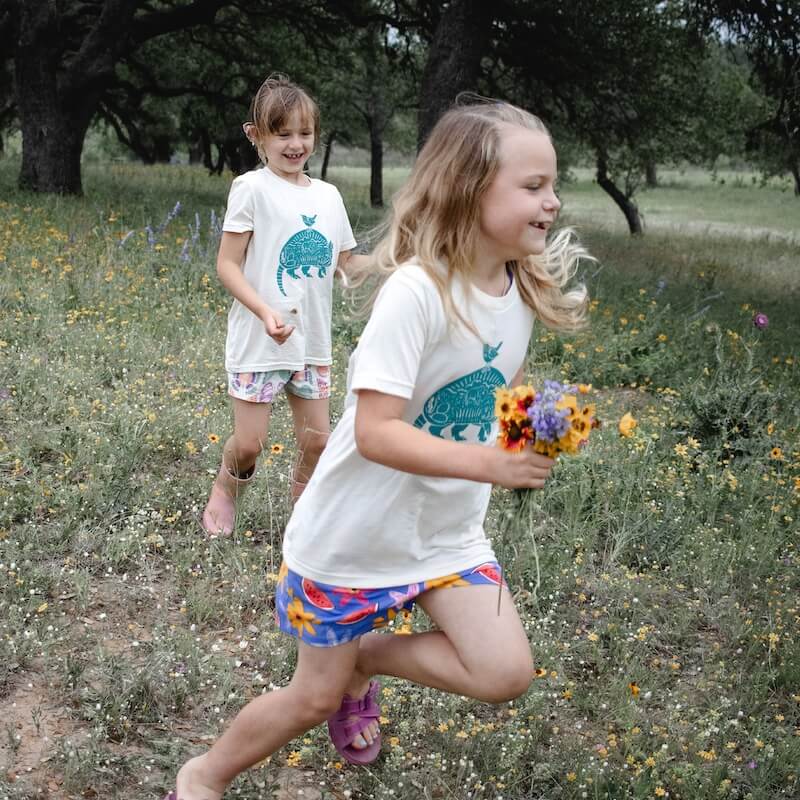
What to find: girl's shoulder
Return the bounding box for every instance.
[386,261,439,293]
[227,167,263,193]
[378,262,446,318]
[308,176,346,200]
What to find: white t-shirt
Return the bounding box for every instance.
[282,264,535,588]
[222,167,357,372]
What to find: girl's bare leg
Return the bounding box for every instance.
[173,638,360,800]
[224,397,273,474]
[344,584,534,704]
[285,393,329,501]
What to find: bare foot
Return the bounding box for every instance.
[202,483,235,536]
[173,755,227,800]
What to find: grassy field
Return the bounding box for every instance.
[0,157,798,800]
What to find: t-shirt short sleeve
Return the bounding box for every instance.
[336,190,357,252]
[349,269,439,400]
[222,175,255,233]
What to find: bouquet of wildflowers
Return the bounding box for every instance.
[495,380,597,456]
[493,380,598,606]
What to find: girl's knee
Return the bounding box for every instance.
[291,682,346,723]
[474,651,534,703]
[297,430,328,461]
[229,436,264,465]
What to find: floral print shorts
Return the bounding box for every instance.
[275,560,505,648]
[228,365,331,403]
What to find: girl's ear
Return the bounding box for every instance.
[242,122,257,144]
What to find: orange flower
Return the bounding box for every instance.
[619,412,637,438]
[498,418,533,452]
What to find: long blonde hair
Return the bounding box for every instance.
[354,98,590,332]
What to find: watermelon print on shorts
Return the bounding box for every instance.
[274,560,505,648]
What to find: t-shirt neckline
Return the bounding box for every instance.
[263,165,314,190]
[470,265,517,308]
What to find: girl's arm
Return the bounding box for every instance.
[354,389,554,490]
[216,231,294,344]
[336,250,371,286]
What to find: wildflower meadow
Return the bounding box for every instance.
[0,160,798,800]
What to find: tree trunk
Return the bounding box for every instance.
[790,157,800,196]
[645,158,658,188]
[13,1,135,194]
[152,135,173,164]
[189,136,204,164]
[369,124,383,208]
[15,46,95,194]
[320,130,337,182]
[596,155,643,235]
[417,0,494,150]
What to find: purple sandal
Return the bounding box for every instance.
[327,680,382,765]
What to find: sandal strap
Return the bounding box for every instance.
[340,716,379,742]
[330,703,380,724]
[340,680,380,715]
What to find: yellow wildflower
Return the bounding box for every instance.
[619,413,637,438]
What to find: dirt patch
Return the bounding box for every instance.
[1,667,77,791]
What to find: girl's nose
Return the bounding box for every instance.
[546,191,561,211]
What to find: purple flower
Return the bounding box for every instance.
[525,381,573,442]
[747,760,757,769]
[752,312,769,330]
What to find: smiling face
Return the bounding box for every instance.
[477,125,561,262]
[257,109,315,183]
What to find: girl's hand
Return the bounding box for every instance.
[491,447,555,490]
[261,307,295,344]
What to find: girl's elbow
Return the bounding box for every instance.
[354,421,380,462]
[354,425,373,460]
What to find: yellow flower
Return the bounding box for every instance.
[769,447,784,461]
[567,772,577,782]
[494,386,519,421]
[674,443,689,458]
[277,561,289,588]
[654,787,666,797]
[628,681,640,697]
[286,597,320,638]
[657,333,668,342]
[426,574,469,590]
[271,443,284,454]
[185,440,197,454]
[207,433,219,444]
[619,413,637,438]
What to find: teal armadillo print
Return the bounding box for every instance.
[414,342,506,441]
[276,214,334,296]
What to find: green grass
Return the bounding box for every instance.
[0,156,798,800]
